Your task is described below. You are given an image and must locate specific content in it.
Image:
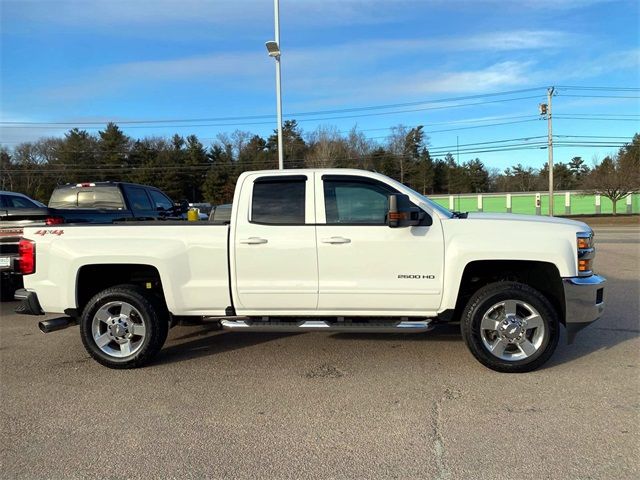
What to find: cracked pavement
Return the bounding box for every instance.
[1,224,638,479]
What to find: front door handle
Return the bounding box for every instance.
[239,237,268,245]
[321,236,351,244]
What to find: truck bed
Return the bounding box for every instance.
[21,223,232,316]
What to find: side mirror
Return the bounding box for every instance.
[388,194,428,228]
[173,200,189,215]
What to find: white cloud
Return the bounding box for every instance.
[559,48,640,79]
[403,61,536,94]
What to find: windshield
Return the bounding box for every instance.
[413,191,455,218]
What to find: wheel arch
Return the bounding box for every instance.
[75,264,167,316]
[448,260,565,325]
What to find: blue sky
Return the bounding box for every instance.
[1,0,639,171]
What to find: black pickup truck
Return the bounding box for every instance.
[0,182,186,299]
[47,182,186,223]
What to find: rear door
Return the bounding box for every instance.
[315,174,444,315]
[232,173,318,313]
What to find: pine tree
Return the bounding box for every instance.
[97,123,130,181]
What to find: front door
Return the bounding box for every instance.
[233,173,318,313]
[315,174,444,315]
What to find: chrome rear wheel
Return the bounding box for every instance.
[91,301,147,358]
[80,285,168,369]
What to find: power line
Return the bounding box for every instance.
[0,95,547,131]
[556,85,640,91]
[557,94,640,99]
[560,113,640,117]
[0,87,547,126]
[0,116,541,145]
[3,86,636,128]
[0,114,541,134]
[554,116,640,121]
[555,134,635,139]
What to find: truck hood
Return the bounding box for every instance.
[463,212,591,231]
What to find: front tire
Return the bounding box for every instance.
[461,281,559,373]
[80,285,168,369]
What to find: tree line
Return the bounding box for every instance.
[1,122,638,210]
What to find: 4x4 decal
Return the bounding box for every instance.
[34,229,64,236]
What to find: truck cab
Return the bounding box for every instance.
[230,170,444,316]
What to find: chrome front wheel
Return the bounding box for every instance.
[479,300,546,362]
[461,281,559,373]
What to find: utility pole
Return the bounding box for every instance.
[547,86,555,216]
[539,87,555,216]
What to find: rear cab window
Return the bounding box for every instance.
[250,176,307,225]
[49,186,125,209]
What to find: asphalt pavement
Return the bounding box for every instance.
[1,225,638,479]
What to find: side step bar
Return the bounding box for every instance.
[219,319,433,333]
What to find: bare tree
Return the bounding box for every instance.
[305,125,348,168]
[387,125,410,183]
[583,136,640,214]
[346,126,375,170]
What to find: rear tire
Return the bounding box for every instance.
[461,281,559,373]
[80,285,168,369]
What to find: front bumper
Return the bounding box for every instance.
[563,275,605,343]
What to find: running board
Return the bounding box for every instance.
[219,319,433,333]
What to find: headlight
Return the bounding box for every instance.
[577,231,594,276]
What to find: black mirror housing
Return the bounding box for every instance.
[388,194,429,228]
[172,200,189,215]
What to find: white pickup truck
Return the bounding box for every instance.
[15,169,605,372]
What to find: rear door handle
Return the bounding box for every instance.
[239,237,268,245]
[321,236,351,244]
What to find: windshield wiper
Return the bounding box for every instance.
[452,211,468,219]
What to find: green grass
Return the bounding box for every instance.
[431,193,639,215]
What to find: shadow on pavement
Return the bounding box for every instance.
[154,300,638,370]
[157,326,298,366]
[154,322,463,366]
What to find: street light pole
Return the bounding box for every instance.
[547,86,555,216]
[273,0,284,170]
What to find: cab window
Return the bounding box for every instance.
[323,177,394,225]
[251,176,306,224]
[123,186,152,212]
